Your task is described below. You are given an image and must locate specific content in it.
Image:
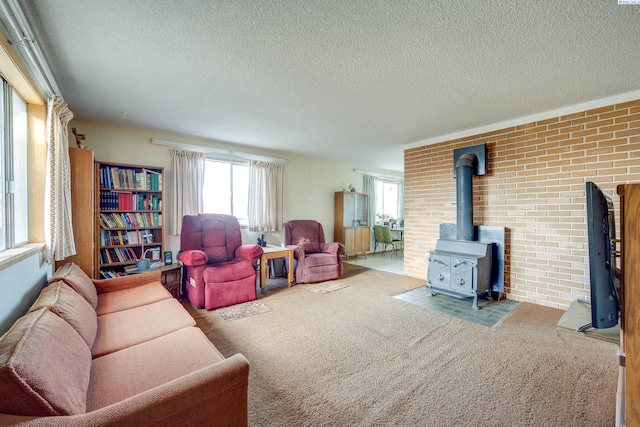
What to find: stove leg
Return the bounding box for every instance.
[472,295,479,310]
[426,283,435,296]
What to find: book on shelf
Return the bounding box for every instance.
[100,270,128,278]
[100,165,162,191]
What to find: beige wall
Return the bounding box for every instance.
[69,118,391,253]
[404,99,640,309]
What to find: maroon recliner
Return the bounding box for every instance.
[283,219,345,284]
[178,214,263,310]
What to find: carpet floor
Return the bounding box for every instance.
[184,264,618,426]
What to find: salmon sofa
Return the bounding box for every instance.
[0,263,249,426]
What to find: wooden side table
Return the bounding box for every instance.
[260,246,294,294]
[127,262,183,300]
[160,262,183,300]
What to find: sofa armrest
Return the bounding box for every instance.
[93,271,162,294]
[321,242,345,255]
[0,354,250,427]
[178,249,209,267]
[235,244,264,264]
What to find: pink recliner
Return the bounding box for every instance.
[179,214,263,310]
[283,219,345,284]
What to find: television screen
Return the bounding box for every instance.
[585,181,620,329]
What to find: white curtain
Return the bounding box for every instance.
[45,96,75,263]
[248,161,285,232]
[363,174,377,227]
[168,149,205,235]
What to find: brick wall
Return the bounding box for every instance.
[404,99,640,309]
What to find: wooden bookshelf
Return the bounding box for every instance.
[56,148,95,277]
[95,161,164,278]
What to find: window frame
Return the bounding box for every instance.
[0,77,29,251]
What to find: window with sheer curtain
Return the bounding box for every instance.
[170,152,285,232]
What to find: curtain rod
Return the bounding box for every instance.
[150,138,288,164]
[353,169,403,181]
[0,0,60,98]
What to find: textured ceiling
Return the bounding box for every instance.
[18,0,640,172]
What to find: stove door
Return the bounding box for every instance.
[451,257,475,294]
[427,253,451,288]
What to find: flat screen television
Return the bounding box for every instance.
[584,181,620,330]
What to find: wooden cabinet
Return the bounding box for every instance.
[56,148,95,277]
[617,183,640,425]
[334,191,370,258]
[95,161,164,278]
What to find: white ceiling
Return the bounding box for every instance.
[17,0,640,172]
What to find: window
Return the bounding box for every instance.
[0,79,29,251]
[376,180,399,221]
[202,159,249,221]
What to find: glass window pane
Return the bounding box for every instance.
[12,90,28,244]
[232,164,249,220]
[384,182,398,218]
[375,181,399,221]
[203,161,231,214]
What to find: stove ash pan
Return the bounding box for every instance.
[427,239,493,309]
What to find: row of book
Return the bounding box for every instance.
[99,191,162,211]
[99,229,156,247]
[100,212,162,229]
[100,247,138,265]
[99,166,162,191]
[100,270,127,279]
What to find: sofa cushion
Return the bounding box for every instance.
[29,281,98,347]
[303,252,340,268]
[49,262,98,309]
[203,258,256,283]
[95,281,171,316]
[87,326,225,411]
[92,298,196,358]
[0,309,91,416]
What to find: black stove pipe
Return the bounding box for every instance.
[456,153,476,241]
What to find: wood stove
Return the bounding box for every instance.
[427,240,493,309]
[426,143,504,309]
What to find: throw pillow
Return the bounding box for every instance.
[29,281,98,348]
[49,262,98,309]
[0,309,91,416]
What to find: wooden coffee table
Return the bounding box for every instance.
[260,246,294,293]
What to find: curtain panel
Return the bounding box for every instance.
[168,149,205,235]
[363,174,377,227]
[45,96,75,262]
[248,161,284,232]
